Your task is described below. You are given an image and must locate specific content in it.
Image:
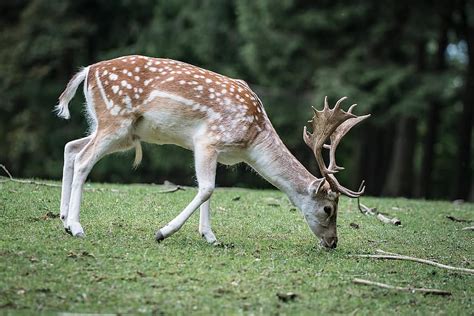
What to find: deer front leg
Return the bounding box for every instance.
[156,144,217,242]
[199,199,218,244]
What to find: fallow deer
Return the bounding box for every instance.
[56,55,369,249]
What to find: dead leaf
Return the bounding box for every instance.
[41,211,59,220]
[80,251,95,258]
[263,197,281,207]
[16,289,26,295]
[350,223,360,229]
[232,196,241,201]
[137,271,146,277]
[30,211,60,222]
[67,251,95,259]
[67,251,78,258]
[215,242,235,249]
[214,287,232,296]
[92,274,106,282]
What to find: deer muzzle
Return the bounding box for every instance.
[320,236,338,249]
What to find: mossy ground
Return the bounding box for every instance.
[0,180,472,314]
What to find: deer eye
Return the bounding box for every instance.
[323,206,332,215]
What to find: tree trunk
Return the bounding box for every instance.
[453,75,473,200]
[383,117,418,197]
[417,103,440,198]
[417,14,449,198]
[357,124,393,196]
[383,36,425,198]
[453,0,474,201]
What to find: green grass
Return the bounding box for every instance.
[0,180,473,315]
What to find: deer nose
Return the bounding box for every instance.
[322,236,338,249]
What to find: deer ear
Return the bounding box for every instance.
[308,179,325,197]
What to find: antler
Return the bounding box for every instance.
[303,96,370,198]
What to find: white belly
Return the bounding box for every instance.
[133,108,246,166]
[134,108,202,150]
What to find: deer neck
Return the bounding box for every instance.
[246,128,316,207]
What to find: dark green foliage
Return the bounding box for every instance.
[0,0,472,199]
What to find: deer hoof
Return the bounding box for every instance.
[67,222,85,237]
[155,230,165,243]
[200,231,218,244]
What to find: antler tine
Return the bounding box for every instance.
[324,96,329,109]
[347,103,357,114]
[334,96,348,111]
[303,126,312,147]
[357,180,366,192]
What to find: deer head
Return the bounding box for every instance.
[302,96,370,249]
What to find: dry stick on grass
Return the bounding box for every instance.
[0,164,116,192]
[446,215,473,223]
[352,278,452,296]
[352,249,474,275]
[356,181,401,225]
[0,164,62,188]
[1,164,187,194]
[461,226,474,231]
[157,180,186,193]
[158,186,186,193]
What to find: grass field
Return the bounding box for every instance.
[0,179,473,315]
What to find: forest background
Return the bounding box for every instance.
[1,0,472,201]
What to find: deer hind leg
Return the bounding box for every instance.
[199,199,218,244]
[156,143,217,241]
[66,128,134,237]
[60,136,92,228]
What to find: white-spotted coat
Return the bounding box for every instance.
[56,55,339,247]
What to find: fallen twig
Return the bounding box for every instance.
[1,164,121,192]
[461,226,474,231]
[158,186,185,193]
[446,215,472,223]
[1,164,61,188]
[157,180,186,193]
[1,164,188,194]
[356,182,401,226]
[352,278,451,296]
[351,249,474,274]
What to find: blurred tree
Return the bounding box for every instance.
[417,2,452,198]
[0,0,472,200]
[452,0,473,200]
